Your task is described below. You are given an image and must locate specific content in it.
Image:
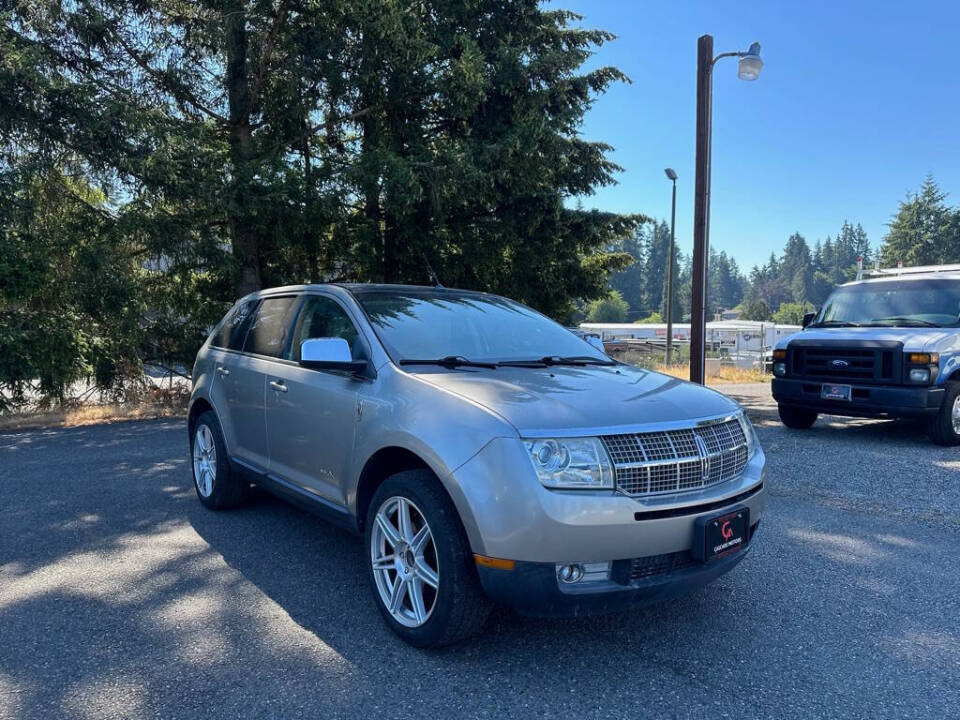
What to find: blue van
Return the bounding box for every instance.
[770,265,960,445]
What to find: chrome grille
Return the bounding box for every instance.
[603,418,749,497]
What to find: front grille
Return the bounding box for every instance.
[790,343,900,384]
[602,418,749,498]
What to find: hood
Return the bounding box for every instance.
[405,364,740,436]
[778,327,952,351]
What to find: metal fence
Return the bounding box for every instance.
[579,322,802,377]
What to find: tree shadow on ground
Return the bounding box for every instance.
[2,419,959,718]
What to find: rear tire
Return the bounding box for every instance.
[778,404,818,429]
[364,469,491,648]
[928,382,960,446]
[190,411,248,510]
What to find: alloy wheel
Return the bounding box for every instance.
[952,394,960,435]
[192,425,217,498]
[370,496,440,627]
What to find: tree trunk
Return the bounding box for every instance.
[361,113,384,282]
[224,0,261,296]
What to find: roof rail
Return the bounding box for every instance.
[863,262,960,278]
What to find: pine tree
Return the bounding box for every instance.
[881,176,960,266]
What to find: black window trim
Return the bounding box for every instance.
[209,296,263,352]
[240,293,303,359]
[284,290,373,366]
[208,290,377,371]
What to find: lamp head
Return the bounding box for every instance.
[737,41,763,81]
[664,168,678,181]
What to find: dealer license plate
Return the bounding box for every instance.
[821,383,852,401]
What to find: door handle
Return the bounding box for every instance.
[217,366,230,377]
[269,380,288,393]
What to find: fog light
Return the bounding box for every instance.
[909,368,930,384]
[773,362,786,377]
[557,563,584,583]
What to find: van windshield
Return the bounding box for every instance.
[354,289,609,364]
[812,279,960,328]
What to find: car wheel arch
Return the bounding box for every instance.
[188,398,215,436]
[355,446,436,532]
[352,445,483,547]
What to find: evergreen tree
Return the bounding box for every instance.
[640,220,670,316]
[609,225,648,316]
[780,233,812,304]
[880,176,960,266]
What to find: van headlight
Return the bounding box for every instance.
[523,437,614,490]
[736,411,760,459]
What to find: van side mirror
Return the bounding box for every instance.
[801,312,816,329]
[586,335,606,353]
[300,338,368,373]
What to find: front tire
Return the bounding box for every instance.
[778,404,818,429]
[190,411,248,509]
[928,382,960,446]
[365,470,491,648]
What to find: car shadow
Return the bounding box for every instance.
[3,418,959,717]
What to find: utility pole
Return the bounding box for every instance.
[690,34,713,385]
[690,34,763,383]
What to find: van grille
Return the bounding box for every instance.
[789,344,900,384]
[602,419,748,497]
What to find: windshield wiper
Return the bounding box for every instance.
[808,320,862,328]
[498,355,617,368]
[867,317,940,328]
[399,355,498,369]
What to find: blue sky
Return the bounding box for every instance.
[560,0,960,271]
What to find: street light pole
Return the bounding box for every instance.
[664,168,678,365]
[690,35,762,384]
[690,35,713,385]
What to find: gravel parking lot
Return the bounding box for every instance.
[2,384,959,719]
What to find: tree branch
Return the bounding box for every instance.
[246,0,290,117]
[112,33,228,124]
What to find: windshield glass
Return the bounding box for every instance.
[354,289,608,363]
[813,279,960,328]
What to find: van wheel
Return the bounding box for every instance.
[365,470,491,648]
[190,411,248,509]
[778,404,818,429]
[928,383,960,446]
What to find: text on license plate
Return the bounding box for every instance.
[821,384,852,401]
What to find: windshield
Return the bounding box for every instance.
[354,289,609,364]
[813,279,960,328]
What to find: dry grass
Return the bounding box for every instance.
[0,402,186,432]
[652,363,771,385]
[0,385,189,432]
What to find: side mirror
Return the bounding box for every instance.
[586,335,606,353]
[300,338,367,373]
[801,312,816,329]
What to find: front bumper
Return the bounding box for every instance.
[448,437,765,563]
[477,521,760,617]
[443,436,765,614]
[772,378,945,418]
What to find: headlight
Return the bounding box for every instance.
[523,437,614,490]
[908,368,930,384]
[736,411,760,458]
[773,362,786,377]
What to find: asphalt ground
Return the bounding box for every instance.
[1,384,959,719]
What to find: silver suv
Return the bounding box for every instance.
[188,284,765,647]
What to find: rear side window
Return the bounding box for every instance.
[211,298,259,350]
[242,296,298,357]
